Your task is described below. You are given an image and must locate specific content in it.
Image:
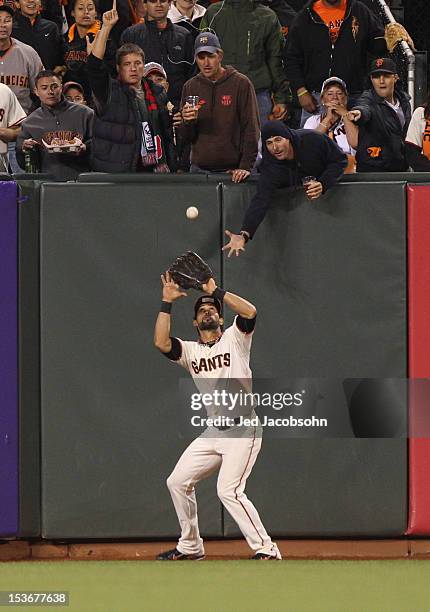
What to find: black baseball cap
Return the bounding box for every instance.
[370,58,397,75]
[194,32,221,58]
[0,4,14,16]
[194,295,222,318]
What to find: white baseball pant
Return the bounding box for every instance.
[166,430,281,558]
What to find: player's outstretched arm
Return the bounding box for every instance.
[202,278,256,319]
[154,272,187,353]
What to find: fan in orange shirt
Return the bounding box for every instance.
[313,0,347,45]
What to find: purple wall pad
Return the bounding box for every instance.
[0,181,18,536]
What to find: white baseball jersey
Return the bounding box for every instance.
[176,316,253,380]
[0,82,26,172]
[304,114,355,155]
[174,316,255,421]
[0,38,44,113]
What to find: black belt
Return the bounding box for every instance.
[216,417,241,431]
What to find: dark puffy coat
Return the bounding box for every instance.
[87,53,174,173]
[121,18,195,107]
[286,0,386,95]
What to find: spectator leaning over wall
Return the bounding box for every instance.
[347,57,411,173]
[63,0,117,101]
[200,0,290,126]
[87,2,174,172]
[177,31,260,183]
[303,76,357,172]
[223,120,347,256]
[16,69,93,178]
[0,81,26,172]
[286,0,388,127]
[405,92,430,172]
[12,0,64,70]
[121,0,195,110]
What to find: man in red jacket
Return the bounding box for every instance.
[179,31,260,183]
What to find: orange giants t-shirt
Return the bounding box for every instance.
[313,0,347,45]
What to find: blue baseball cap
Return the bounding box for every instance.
[194,32,221,58]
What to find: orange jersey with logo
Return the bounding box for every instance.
[313,0,347,45]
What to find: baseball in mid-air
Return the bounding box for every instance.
[186,206,199,220]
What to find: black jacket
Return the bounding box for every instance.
[121,19,195,107]
[12,13,64,70]
[87,53,174,173]
[353,87,411,172]
[285,0,386,95]
[241,121,347,237]
[41,0,64,33]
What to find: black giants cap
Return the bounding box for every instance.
[194,295,222,318]
[369,57,398,75]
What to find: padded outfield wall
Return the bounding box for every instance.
[2,174,430,539]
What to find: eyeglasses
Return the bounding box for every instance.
[146,0,169,4]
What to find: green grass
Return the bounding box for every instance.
[0,560,429,612]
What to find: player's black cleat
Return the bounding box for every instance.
[251,552,281,560]
[156,548,205,561]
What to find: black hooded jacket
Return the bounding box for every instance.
[285,0,386,95]
[241,120,347,237]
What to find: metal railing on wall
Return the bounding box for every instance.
[374,0,416,108]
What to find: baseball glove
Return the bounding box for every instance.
[384,22,415,53]
[168,251,213,290]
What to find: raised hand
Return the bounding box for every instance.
[161,271,187,302]
[102,0,119,28]
[222,230,246,258]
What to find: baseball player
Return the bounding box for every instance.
[0,82,26,172]
[154,271,282,560]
